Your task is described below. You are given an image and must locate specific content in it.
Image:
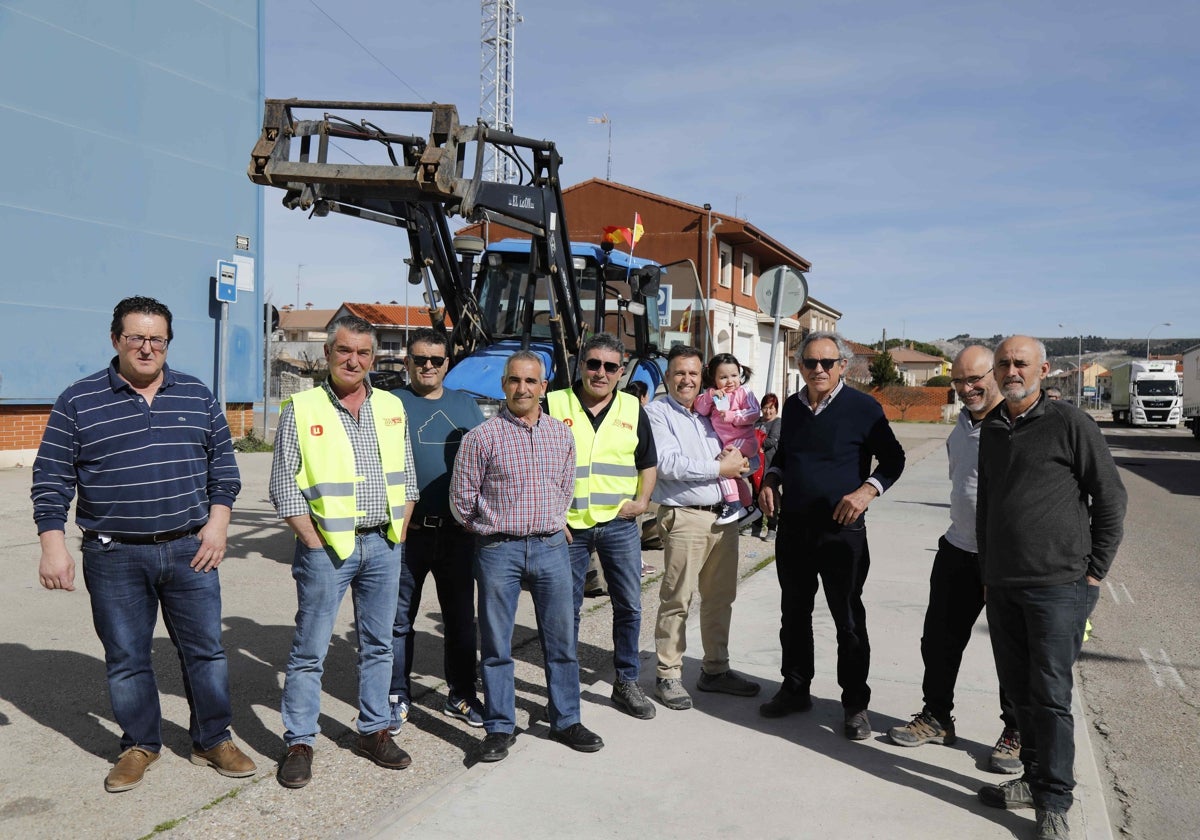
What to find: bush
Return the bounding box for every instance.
[925,375,952,387]
[233,428,273,453]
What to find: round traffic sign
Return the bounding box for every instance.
[754,265,808,318]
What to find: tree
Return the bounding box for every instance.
[870,352,903,387]
[881,385,924,420]
[925,374,952,387]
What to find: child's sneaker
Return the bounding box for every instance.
[736,504,763,527]
[715,502,743,526]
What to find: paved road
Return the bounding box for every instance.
[1080,424,1200,840]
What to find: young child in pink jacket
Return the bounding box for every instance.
[695,353,763,527]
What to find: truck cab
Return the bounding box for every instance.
[1111,360,1182,427]
[445,238,666,411]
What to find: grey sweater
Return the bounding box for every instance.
[977,396,1127,587]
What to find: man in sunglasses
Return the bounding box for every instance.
[887,345,1022,774]
[32,296,256,792]
[758,331,905,740]
[546,333,658,720]
[387,328,487,735]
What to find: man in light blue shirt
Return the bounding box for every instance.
[644,345,760,712]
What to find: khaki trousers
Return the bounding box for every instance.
[653,505,740,679]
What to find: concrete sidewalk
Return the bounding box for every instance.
[0,425,1112,839]
[359,429,1113,840]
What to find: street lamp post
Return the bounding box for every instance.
[1146,321,1171,360]
[587,114,613,180]
[1058,323,1082,405]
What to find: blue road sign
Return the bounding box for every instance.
[216,260,238,303]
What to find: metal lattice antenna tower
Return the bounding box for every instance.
[480,0,520,184]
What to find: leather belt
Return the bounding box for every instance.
[355,523,387,535]
[83,526,201,545]
[672,503,723,513]
[409,515,459,530]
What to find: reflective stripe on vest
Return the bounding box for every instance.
[286,387,408,560]
[546,388,640,528]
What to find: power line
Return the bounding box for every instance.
[306,0,427,101]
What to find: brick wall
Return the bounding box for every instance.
[867,386,955,423]
[0,405,52,451]
[1,403,257,453]
[225,404,254,438]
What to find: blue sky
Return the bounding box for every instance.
[264,0,1198,346]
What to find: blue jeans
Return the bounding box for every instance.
[391,523,478,703]
[987,577,1098,813]
[474,531,580,734]
[81,534,233,753]
[568,516,642,683]
[281,532,402,746]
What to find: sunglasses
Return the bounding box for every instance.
[410,354,446,368]
[802,357,841,371]
[584,358,622,374]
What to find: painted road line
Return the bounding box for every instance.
[1138,647,1186,690]
[1105,579,1134,604]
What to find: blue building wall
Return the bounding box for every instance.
[0,0,264,403]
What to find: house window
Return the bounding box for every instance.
[741,256,754,295]
[718,244,733,288]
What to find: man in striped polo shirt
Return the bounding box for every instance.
[33,295,256,793]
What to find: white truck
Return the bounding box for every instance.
[1110,359,1182,427]
[1183,345,1200,438]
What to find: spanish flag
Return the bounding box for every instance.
[602,225,630,246]
[630,212,644,247]
[679,303,693,334]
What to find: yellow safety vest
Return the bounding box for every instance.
[286,387,408,561]
[547,388,640,528]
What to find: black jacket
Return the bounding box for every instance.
[977,395,1126,587]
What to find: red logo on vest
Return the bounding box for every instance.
[310,424,323,436]
[563,417,574,427]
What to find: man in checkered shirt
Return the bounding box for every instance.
[270,315,418,788]
[451,350,604,763]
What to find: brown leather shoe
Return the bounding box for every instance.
[354,729,412,770]
[191,739,257,778]
[277,744,313,789]
[105,747,160,792]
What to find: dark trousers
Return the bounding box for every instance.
[986,577,1098,814]
[921,537,1017,728]
[774,520,871,713]
[390,523,479,704]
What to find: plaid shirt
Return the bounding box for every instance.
[450,405,575,536]
[270,381,418,526]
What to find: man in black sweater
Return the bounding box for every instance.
[758,332,905,740]
[976,335,1126,840]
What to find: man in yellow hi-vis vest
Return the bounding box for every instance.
[269,316,417,789]
[547,333,658,720]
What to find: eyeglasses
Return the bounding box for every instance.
[120,334,169,351]
[950,368,993,388]
[584,358,622,374]
[410,354,446,368]
[801,357,841,371]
